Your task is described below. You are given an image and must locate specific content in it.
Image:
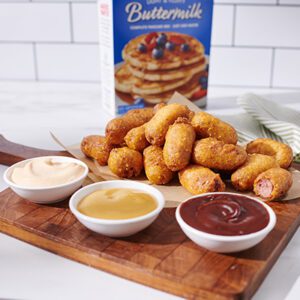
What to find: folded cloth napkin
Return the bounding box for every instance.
[236,93,300,161]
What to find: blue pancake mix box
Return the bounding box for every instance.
[98,0,214,115]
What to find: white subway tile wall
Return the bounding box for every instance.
[209,47,273,86]
[0,44,35,80]
[72,3,98,42]
[0,0,299,89]
[273,49,300,88]
[0,3,70,41]
[235,6,300,47]
[211,5,234,46]
[36,44,100,81]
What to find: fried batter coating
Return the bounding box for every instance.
[254,167,293,201]
[124,124,149,152]
[143,145,174,185]
[246,138,293,169]
[192,138,247,171]
[108,147,143,178]
[163,118,196,171]
[81,135,113,166]
[153,102,166,113]
[231,154,279,191]
[179,165,226,195]
[191,111,238,145]
[145,103,192,146]
[105,108,154,145]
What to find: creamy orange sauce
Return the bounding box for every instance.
[77,188,157,220]
[11,157,85,188]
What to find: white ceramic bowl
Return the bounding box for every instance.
[176,192,276,253]
[3,156,88,204]
[69,180,165,237]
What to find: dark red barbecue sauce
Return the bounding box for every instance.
[180,194,269,236]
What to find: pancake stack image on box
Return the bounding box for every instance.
[115,32,208,104]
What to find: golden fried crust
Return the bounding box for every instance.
[254,167,293,201]
[192,138,247,171]
[179,165,226,195]
[143,145,174,185]
[153,102,166,113]
[246,138,293,169]
[191,111,238,145]
[108,147,143,178]
[145,103,192,146]
[124,124,149,152]
[80,135,113,166]
[105,108,154,145]
[163,119,196,171]
[231,154,279,191]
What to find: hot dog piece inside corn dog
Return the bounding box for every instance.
[254,167,293,201]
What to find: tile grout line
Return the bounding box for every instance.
[0,1,298,6]
[209,83,300,90]
[270,48,276,88]
[3,41,300,51]
[0,41,98,45]
[232,4,237,46]
[212,45,300,50]
[213,3,300,7]
[69,2,74,43]
[0,76,298,90]
[32,42,39,81]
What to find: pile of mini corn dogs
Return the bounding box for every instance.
[81,103,294,201]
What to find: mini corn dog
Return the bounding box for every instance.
[192,138,247,171]
[254,167,293,201]
[163,117,195,171]
[108,147,143,178]
[246,138,293,169]
[81,135,113,166]
[191,111,238,145]
[124,124,149,152]
[231,154,279,191]
[106,108,154,145]
[145,103,192,146]
[179,165,226,195]
[143,145,174,185]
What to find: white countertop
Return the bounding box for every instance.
[0,82,300,300]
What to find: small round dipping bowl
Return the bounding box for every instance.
[176,192,276,253]
[69,180,165,237]
[3,156,88,204]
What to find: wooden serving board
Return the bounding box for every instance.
[1,135,300,300]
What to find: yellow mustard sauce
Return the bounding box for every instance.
[77,188,157,220]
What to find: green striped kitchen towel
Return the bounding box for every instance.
[237,93,300,158]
